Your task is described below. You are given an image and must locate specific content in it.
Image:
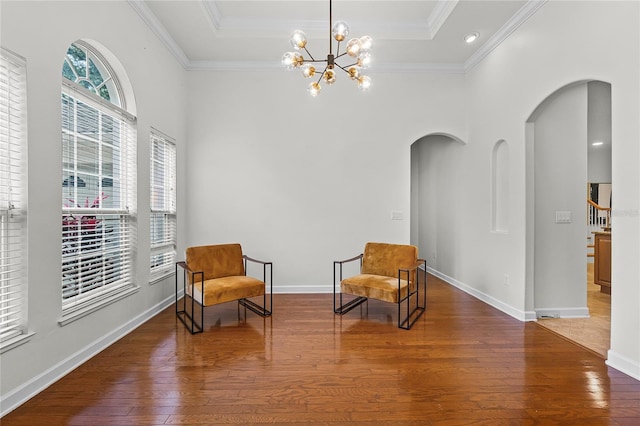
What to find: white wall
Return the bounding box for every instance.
[0,0,188,412]
[464,1,639,378]
[531,83,588,312]
[587,81,612,183]
[186,0,639,379]
[185,70,466,291]
[410,0,639,380]
[1,0,639,415]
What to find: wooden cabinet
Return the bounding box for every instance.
[593,232,611,294]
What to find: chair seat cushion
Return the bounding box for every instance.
[188,275,265,306]
[341,274,410,304]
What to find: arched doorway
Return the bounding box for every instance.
[410,133,466,270]
[525,80,612,356]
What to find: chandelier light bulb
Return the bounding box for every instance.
[346,38,362,57]
[290,30,308,50]
[302,64,316,78]
[359,35,373,52]
[283,0,372,95]
[308,81,321,97]
[357,51,372,69]
[357,75,371,91]
[332,21,349,42]
[292,52,304,68]
[323,69,336,84]
[282,52,296,70]
[347,66,361,80]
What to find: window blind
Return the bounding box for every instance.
[61,82,137,312]
[0,48,27,343]
[150,129,176,279]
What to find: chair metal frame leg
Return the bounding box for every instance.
[238,255,273,317]
[176,247,274,334]
[333,254,367,314]
[175,262,204,334]
[397,259,427,330]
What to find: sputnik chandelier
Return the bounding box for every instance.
[282,0,372,96]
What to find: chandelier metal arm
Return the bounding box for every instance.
[329,0,333,54]
[316,66,329,84]
[334,51,349,61]
[302,58,329,65]
[333,63,353,75]
[334,41,341,58]
[341,60,359,68]
[303,46,316,61]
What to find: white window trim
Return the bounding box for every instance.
[0,48,31,352]
[60,48,138,324]
[57,286,139,326]
[149,128,177,283]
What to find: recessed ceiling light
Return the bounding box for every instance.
[464,32,479,44]
[592,141,604,146]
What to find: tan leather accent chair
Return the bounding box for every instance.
[176,243,272,334]
[334,242,426,329]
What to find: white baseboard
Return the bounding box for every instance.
[428,267,640,382]
[273,285,332,294]
[426,267,531,321]
[0,294,175,417]
[536,307,590,319]
[607,350,640,381]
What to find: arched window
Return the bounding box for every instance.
[60,41,137,322]
[62,42,121,107]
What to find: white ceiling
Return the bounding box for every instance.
[128,0,543,72]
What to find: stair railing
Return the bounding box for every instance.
[587,198,611,231]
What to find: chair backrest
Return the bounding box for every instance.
[186,243,245,280]
[361,242,418,279]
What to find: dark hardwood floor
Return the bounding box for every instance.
[3,274,639,425]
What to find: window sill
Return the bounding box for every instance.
[58,286,139,327]
[149,271,175,285]
[0,331,36,354]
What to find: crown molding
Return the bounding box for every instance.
[201,0,442,41]
[202,0,221,31]
[187,60,281,72]
[428,0,459,39]
[464,0,548,71]
[375,62,465,75]
[130,0,545,75]
[127,0,190,68]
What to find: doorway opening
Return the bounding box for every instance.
[525,80,612,357]
[410,133,466,272]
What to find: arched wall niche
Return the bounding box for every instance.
[491,139,509,233]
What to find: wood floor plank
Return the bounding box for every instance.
[2,274,639,425]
